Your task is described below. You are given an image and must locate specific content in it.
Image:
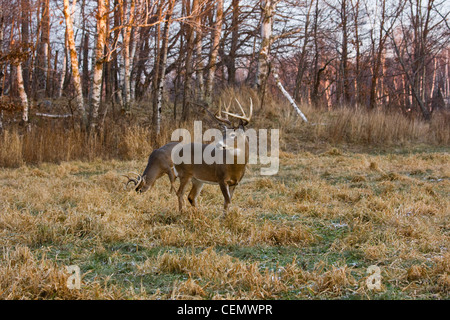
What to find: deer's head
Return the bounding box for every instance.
[214,98,253,158]
[122,172,146,193]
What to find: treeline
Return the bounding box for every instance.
[0,0,449,132]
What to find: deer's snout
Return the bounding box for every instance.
[216,141,228,150]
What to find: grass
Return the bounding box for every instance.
[1,146,448,299]
[0,87,449,299]
[1,86,449,168]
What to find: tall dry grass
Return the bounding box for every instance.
[263,101,450,149]
[0,87,449,168]
[0,124,153,167]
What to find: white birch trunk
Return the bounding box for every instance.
[58,41,67,98]
[90,0,107,130]
[154,0,175,135]
[446,50,450,107]
[256,0,276,94]
[194,6,204,97]
[430,57,437,102]
[122,0,135,111]
[16,62,29,123]
[63,0,87,128]
[36,113,72,118]
[129,26,139,101]
[205,0,223,101]
[445,50,448,105]
[274,73,307,122]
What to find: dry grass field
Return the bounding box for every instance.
[0,145,449,299]
[0,91,449,299]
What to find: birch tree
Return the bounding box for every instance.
[293,0,315,103]
[205,0,223,101]
[34,0,50,99]
[0,6,3,132]
[63,0,87,128]
[58,31,68,98]
[120,0,135,112]
[20,0,30,94]
[256,0,278,97]
[90,0,108,130]
[182,0,198,121]
[366,0,403,110]
[153,0,175,136]
[16,61,29,124]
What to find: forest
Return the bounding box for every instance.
[0,0,448,133]
[0,0,449,301]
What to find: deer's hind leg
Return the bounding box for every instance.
[188,179,204,207]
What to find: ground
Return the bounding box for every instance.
[0,144,449,299]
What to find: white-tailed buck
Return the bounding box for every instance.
[124,98,253,216]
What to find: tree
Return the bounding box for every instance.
[90,0,108,131]
[293,0,315,103]
[34,0,50,99]
[63,0,87,128]
[181,0,198,121]
[256,0,278,98]
[152,0,176,136]
[120,0,136,113]
[205,0,223,101]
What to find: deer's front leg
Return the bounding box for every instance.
[229,184,236,199]
[168,167,177,194]
[219,182,231,217]
[188,179,203,207]
[177,176,191,212]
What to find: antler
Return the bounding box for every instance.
[122,172,142,190]
[222,98,253,126]
[214,101,232,126]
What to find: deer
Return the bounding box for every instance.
[124,98,253,217]
[122,142,178,194]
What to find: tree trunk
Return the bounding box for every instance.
[310,0,320,107]
[445,50,449,107]
[152,0,175,137]
[121,0,135,112]
[369,0,384,110]
[274,73,308,122]
[81,0,90,98]
[194,1,204,98]
[16,62,29,123]
[20,0,30,94]
[0,7,3,97]
[34,0,50,100]
[350,0,361,108]
[205,0,223,101]
[339,0,351,106]
[293,0,314,102]
[256,0,276,98]
[90,0,108,130]
[228,0,239,86]
[390,30,430,120]
[63,0,87,128]
[58,31,68,98]
[182,0,198,121]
